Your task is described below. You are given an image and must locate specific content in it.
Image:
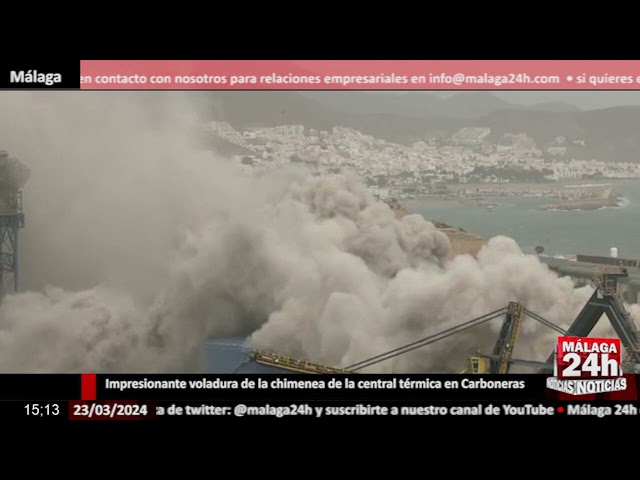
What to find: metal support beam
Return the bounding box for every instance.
[479,353,553,370]
[0,210,22,299]
[0,151,29,300]
[254,350,350,374]
[490,302,524,374]
[539,273,640,373]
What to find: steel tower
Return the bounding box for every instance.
[0,151,30,299]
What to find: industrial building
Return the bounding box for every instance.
[539,253,640,304]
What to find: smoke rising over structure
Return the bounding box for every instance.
[0,92,634,373]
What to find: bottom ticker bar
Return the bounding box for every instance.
[74,400,640,420]
[10,400,640,421]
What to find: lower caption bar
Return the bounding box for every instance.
[14,401,640,421]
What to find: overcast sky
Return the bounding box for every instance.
[436,91,640,110]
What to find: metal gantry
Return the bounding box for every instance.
[0,208,24,297]
[344,270,638,374]
[253,350,351,374]
[538,271,640,373]
[0,151,29,299]
[342,303,565,374]
[246,271,640,375]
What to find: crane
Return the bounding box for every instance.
[243,272,639,375]
[462,301,525,374]
[345,304,563,374]
[253,350,351,374]
[250,304,565,375]
[345,271,638,375]
[460,301,567,373]
[538,270,640,373]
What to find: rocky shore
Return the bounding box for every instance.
[435,223,486,259]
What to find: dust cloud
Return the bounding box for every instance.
[0,92,635,373]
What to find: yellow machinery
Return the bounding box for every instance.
[254,350,351,374]
[461,355,490,374]
[461,301,525,374]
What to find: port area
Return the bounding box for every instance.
[428,182,623,211]
[537,193,622,211]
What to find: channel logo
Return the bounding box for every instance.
[546,336,627,395]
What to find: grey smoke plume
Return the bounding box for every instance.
[0,92,634,373]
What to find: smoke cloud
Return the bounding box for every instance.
[0,92,635,373]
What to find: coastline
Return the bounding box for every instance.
[412,179,638,212]
[384,178,639,260]
[393,180,640,260]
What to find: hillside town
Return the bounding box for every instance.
[202,121,640,199]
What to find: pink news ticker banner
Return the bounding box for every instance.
[80,60,640,90]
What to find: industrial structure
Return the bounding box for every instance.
[205,337,349,374]
[539,254,640,303]
[0,151,30,299]
[204,270,640,375]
